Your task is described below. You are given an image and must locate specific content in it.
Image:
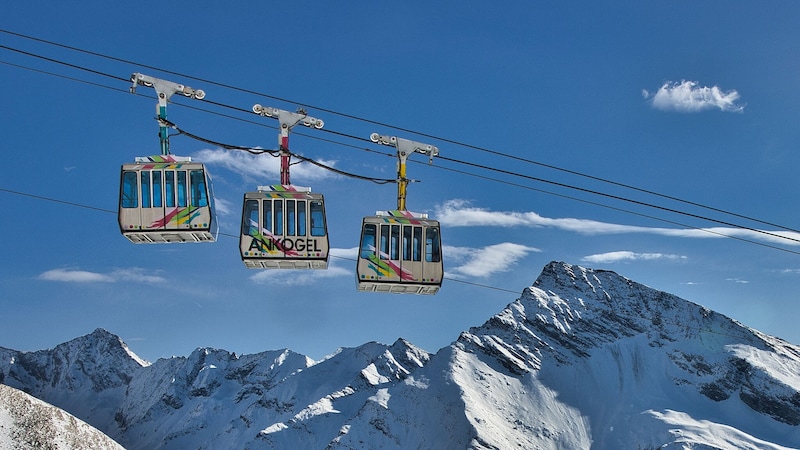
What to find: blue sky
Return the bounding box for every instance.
[2,2,800,362]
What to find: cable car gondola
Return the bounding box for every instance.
[357,210,442,294]
[356,134,443,294]
[119,74,216,244]
[119,155,217,243]
[239,106,329,269]
[240,185,328,269]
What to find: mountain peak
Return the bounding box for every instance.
[453,261,800,447]
[65,328,149,368]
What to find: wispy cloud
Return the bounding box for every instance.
[244,242,539,284]
[642,80,744,113]
[38,267,166,283]
[446,242,540,279]
[435,200,800,246]
[581,251,686,264]
[110,268,168,283]
[249,247,356,286]
[212,196,235,218]
[39,269,113,283]
[193,148,336,183]
[726,277,750,284]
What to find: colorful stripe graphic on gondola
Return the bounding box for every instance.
[375,210,427,225]
[245,219,299,256]
[363,245,414,280]
[135,155,188,170]
[263,185,315,199]
[148,206,203,228]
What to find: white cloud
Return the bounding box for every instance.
[726,278,750,284]
[446,242,540,279]
[643,80,744,113]
[435,200,800,246]
[109,268,167,283]
[581,251,686,264]
[212,196,235,218]
[331,247,359,260]
[193,148,337,183]
[248,247,356,286]
[250,264,352,286]
[39,269,114,283]
[38,267,166,283]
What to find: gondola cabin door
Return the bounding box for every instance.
[240,185,329,269]
[357,211,442,294]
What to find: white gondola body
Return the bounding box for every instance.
[357,210,443,295]
[119,155,217,243]
[239,185,329,269]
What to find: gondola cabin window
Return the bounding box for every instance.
[177,172,187,207]
[426,226,441,262]
[287,200,296,236]
[190,170,208,207]
[361,223,438,263]
[310,201,326,236]
[242,199,258,235]
[165,171,175,208]
[242,198,322,238]
[123,169,209,209]
[274,201,284,235]
[121,171,138,208]
[140,172,151,208]
[361,224,376,258]
[152,171,162,207]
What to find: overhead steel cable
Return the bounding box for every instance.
[167,117,800,246]
[421,162,800,255]
[0,44,129,83]
[0,187,116,214]
[0,185,520,291]
[3,39,800,252]
[158,124,800,256]
[3,28,795,236]
[1,185,762,343]
[162,119,396,184]
[0,59,126,93]
[435,153,800,246]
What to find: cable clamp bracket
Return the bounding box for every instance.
[370,133,439,164]
[130,73,206,105]
[252,105,324,132]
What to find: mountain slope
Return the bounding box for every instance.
[1,261,799,449]
[447,261,800,449]
[0,383,124,449]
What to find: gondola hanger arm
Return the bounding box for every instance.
[252,105,324,134]
[370,133,439,164]
[370,133,439,211]
[130,73,206,156]
[130,73,206,105]
[251,105,325,186]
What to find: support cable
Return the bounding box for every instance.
[2,38,800,249]
[2,30,792,235]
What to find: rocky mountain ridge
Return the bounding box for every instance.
[1,261,798,449]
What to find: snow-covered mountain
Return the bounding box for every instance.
[0,383,125,449]
[1,261,799,449]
